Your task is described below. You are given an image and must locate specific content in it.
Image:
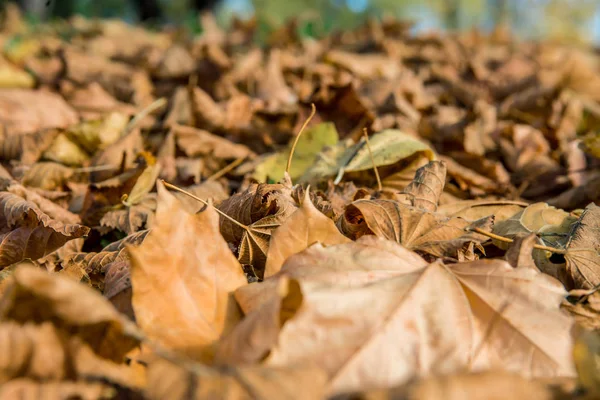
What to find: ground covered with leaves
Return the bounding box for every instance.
[3,3,600,399]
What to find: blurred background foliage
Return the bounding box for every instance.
[5,0,600,44]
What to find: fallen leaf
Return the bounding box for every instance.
[395,160,446,212]
[66,112,129,153]
[438,200,527,222]
[89,128,144,183]
[128,181,247,361]
[223,240,574,394]
[0,191,89,268]
[300,129,435,187]
[100,194,156,235]
[18,162,74,191]
[0,89,78,135]
[337,198,489,259]
[365,371,556,400]
[217,179,297,272]
[253,122,339,183]
[265,190,350,278]
[563,203,600,289]
[42,132,90,166]
[0,264,140,361]
[146,355,327,400]
[173,124,255,160]
[0,379,111,400]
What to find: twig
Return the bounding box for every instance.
[124,97,167,136]
[187,74,198,127]
[286,103,316,175]
[161,180,250,230]
[207,157,246,181]
[363,127,382,191]
[73,165,117,173]
[467,227,567,254]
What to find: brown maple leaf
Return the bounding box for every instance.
[218,237,575,395]
[0,190,89,268]
[265,190,350,277]
[217,178,297,274]
[337,198,490,260]
[128,181,247,361]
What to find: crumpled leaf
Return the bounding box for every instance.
[0,264,141,361]
[264,190,350,278]
[300,129,435,186]
[217,179,297,273]
[563,203,600,289]
[492,203,578,280]
[394,160,446,212]
[62,229,148,290]
[492,203,574,250]
[0,320,144,390]
[0,89,78,135]
[18,162,74,191]
[0,379,111,400]
[253,122,339,183]
[100,194,156,235]
[128,181,247,361]
[0,191,90,268]
[220,239,574,394]
[337,198,490,259]
[89,128,144,183]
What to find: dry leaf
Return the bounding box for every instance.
[217,180,297,272]
[563,203,600,289]
[0,264,140,361]
[0,379,111,400]
[0,191,89,268]
[19,162,74,191]
[223,239,574,394]
[100,194,156,235]
[146,355,327,400]
[0,89,78,135]
[371,371,555,400]
[395,160,446,212]
[128,181,247,361]
[265,190,350,278]
[42,132,90,166]
[173,124,255,160]
[337,198,489,259]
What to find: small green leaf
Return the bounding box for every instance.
[252,122,339,182]
[345,129,435,172]
[300,129,435,185]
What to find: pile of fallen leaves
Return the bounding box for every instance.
[4,3,600,398]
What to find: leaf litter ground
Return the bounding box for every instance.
[2,6,600,399]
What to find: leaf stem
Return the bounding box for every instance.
[124,97,167,136]
[73,165,117,173]
[468,227,567,254]
[207,157,246,181]
[363,127,382,191]
[286,103,316,175]
[161,180,250,231]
